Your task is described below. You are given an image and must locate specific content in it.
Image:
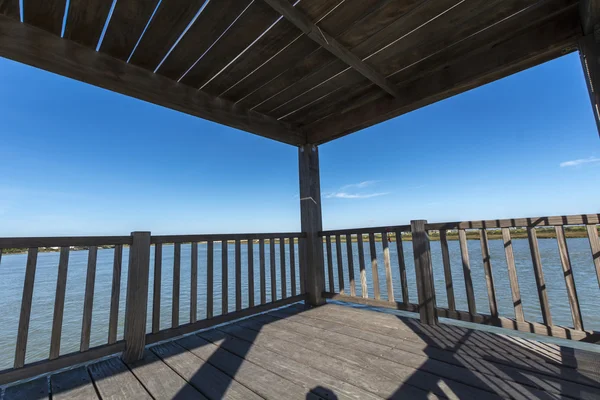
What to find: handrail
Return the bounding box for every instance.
[320,224,411,236]
[0,236,132,248]
[425,213,600,230]
[151,231,304,244]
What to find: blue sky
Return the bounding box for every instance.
[0,52,598,236]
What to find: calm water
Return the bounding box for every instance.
[0,237,598,370]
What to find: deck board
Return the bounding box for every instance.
[4,302,600,400]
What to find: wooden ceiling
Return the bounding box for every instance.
[0,0,586,145]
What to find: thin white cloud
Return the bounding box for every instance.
[340,180,379,190]
[560,157,600,167]
[325,192,389,199]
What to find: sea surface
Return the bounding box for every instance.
[0,237,598,370]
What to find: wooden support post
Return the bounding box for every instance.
[122,231,151,363]
[299,144,326,306]
[410,220,438,325]
[579,1,600,135]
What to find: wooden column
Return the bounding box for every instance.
[411,220,438,325]
[579,1,600,135]
[299,144,326,306]
[122,231,151,363]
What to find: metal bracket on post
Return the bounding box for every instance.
[122,231,151,363]
[411,220,438,325]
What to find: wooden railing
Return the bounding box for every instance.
[0,231,305,384]
[321,214,600,341]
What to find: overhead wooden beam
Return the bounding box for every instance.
[0,15,305,146]
[260,0,402,98]
[580,0,600,34]
[308,8,580,144]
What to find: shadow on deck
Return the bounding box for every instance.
[3,302,600,399]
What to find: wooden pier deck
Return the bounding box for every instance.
[4,302,600,400]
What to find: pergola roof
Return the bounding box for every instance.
[0,0,585,146]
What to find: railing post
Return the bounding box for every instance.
[299,144,326,306]
[579,3,600,136]
[410,220,438,325]
[122,231,151,363]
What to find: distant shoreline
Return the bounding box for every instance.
[1,227,596,255]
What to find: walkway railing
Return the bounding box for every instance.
[321,214,600,341]
[0,231,306,385]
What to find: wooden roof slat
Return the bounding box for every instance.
[290,0,575,126]
[99,0,160,62]
[580,0,600,34]
[257,0,457,118]
[233,0,390,109]
[245,0,404,113]
[0,0,19,19]
[64,0,113,48]
[201,0,342,98]
[307,6,580,143]
[261,0,401,98]
[23,0,65,36]
[128,0,207,71]
[157,0,253,81]
[180,0,293,90]
[0,14,305,145]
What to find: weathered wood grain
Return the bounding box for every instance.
[14,248,38,368]
[289,237,296,296]
[50,247,69,359]
[191,242,198,323]
[108,245,123,344]
[587,224,600,288]
[122,232,151,363]
[479,229,498,318]
[260,238,267,304]
[439,230,455,311]
[207,240,214,318]
[411,220,437,325]
[346,234,356,296]
[172,242,181,327]
[395,230,409,304]
[23,0,66,35]
[222,240,229,315]
[335,234,345,294]
[280,237,287,298]
[248,239,255,306]
[88,357,151,399]
[51,367,98,400]
[152,243,162,333]
[325,235,335,292]
[458,229,477,315]
[555,226,583,330]
[235,239,242,311]
[357,233,368,298]
[64,0,113,48]
[3,377,49,400]
[80,246,97,352]
[527,227,553,326]
[368,233,380,299]
[381,233,394,302]
[501,228,525,322]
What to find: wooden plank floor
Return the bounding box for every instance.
[3,302,600,400]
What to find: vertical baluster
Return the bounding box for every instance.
[222,240,228,315]
[335,234,345,294]
[108,245,122,343]
[369,233,380,300]
[346,234,356,296]
[172,243,181,327]
[527,227,552,326]
[396,230,409,305]
[502,228,524,322]
[411,220,437,325]
[80,246,97,352]
[439,230,454,311]
[555,226,583,330]
[260,239,266,304]
[289,237,296,296]
[50,247,69,359]
[458,229,477,315]
[298,237,306,295]
[270,238,276,301]
[479,229,498,318]
[382,233,394,302]
[206,241,214,319]
[248,239,255,307]
[587,224,600,288]
[15,248,38,368]
[190,242,198,323]
[152,244,162,332]
[325,235,334,293]
[357,234,368,298]
[280,238,287,298]
[235,239,242,311]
